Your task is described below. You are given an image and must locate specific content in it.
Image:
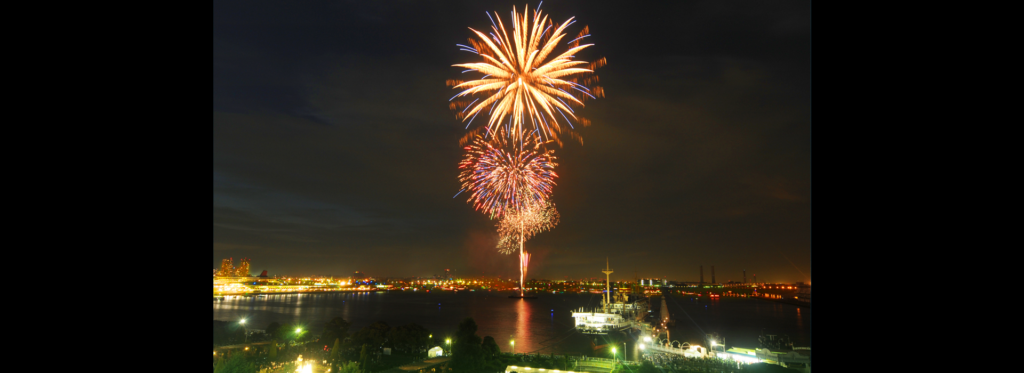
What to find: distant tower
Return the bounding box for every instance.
[445,269,451,281]
[700,265,704,285]
[744,270,747,284]
[711,266,715,284]
[602,257,614,307]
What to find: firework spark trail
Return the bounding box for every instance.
[457,134,557,219]
[496,198,557,296]
[520,251,531,297]
[447,4,605,147]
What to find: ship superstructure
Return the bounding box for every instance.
[572,258,648,334]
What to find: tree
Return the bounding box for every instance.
[265,322,281,340]
[337,361,363,373]
[322,317,351,346]
[214,353,257,373]
[278,323,296,342]
[638,361,659,373]
[450,318,484,372]
[349,321,391,348]
[390,323,431,354]
[359,344,370,370]
[331,338,343,362]
[481,336,501,360]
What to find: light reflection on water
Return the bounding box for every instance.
[214,291,809,353]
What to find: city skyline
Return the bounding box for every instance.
[214,0,810,283]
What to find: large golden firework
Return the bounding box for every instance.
[447,4,605,147]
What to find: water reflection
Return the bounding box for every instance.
[515,298,531,353]
[214,291,808,353]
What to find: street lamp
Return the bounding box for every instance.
[240,319,248,343]
[446,339,451,355]
[510,339,515,354]
[611,347,617,361]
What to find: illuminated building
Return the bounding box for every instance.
[219,258,234,277]
[445,269,451,281]
[236,257,250,277]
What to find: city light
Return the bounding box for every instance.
[639,344,645,350]
[239,319,246,325]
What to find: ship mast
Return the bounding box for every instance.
[602,257,614,309]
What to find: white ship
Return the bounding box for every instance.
[572,258,648,335]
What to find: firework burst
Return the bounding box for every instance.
[497,199,559,254]
[457,134,557,219]
[447,3,605,147]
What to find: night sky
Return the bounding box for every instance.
[213,0,810,283]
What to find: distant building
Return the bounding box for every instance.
[236,257,251,277]
[353,271,365,279]
[744,270,747,284]
[445,268,451,281]
[219,258,234,276]
[711,266,715,284]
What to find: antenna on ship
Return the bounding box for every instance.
[602,257,614,309]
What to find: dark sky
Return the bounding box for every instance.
[213,0,810,284]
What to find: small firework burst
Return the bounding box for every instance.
[457,134,557,219]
